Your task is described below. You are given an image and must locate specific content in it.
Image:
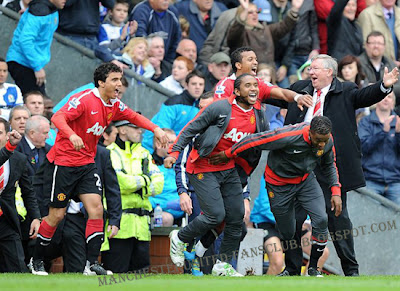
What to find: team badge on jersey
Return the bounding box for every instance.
[107,112,113,121]
[268,191,274,199]
[57,193,66,201]
[7,94,15,103]
[197,173,204,180]
[250,115,255,124]
[316,150,324,157]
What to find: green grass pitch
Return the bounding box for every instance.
[1,274,400,291]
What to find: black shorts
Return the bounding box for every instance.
[49,163,102,208]
[254,222,281,241]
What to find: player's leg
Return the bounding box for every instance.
[296,175,328,277]
[31,164,73,275]
[77,164,107,275]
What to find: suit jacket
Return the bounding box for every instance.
[285,78,390,192]
[0,145,15,166]
[0,151,40,236]
[16,137,52,178]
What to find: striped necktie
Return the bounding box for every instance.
[313,89,322,117]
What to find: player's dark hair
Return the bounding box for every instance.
[234,73,253,92]
[185,69,205,84]
[310,116,332,135]
[94,62,122,88]
[200,91,214,100]
[231,47,254,73]
[0,117,11,133]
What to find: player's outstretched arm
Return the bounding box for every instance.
[270,87,313,110]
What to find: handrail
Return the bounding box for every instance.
[351,187,400,212]
[0,5,176,98]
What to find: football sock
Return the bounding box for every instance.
[33,219,57,261]
[86,219,104,264]
[309,235,327,269]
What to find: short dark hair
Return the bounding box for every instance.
[104,122,116,135]
[0,117,10,133]
[200,91,214,100]
[231,47,254,73]
[233,73,254,91]
[121,76,129,88]
[0,57,5,63]
[310,116,332,135]
[366,31,385,44]
[185,69,205,84]
[23,90,45,103]
[94,62,122,88]
[113,0,129,9]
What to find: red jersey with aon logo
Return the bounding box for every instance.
[47,88,156,167]
[186,101,256,173]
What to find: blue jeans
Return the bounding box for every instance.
[288,55,309,77]
[365,180,400,205]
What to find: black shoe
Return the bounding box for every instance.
[307,267,323,277]
[346,272,359,277]
[83,261,113,276]
[276,269,291,277]
[29,258,48,276]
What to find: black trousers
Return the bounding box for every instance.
[102,237,150,273]
[0,217,27,273]
[7,61,46,96]
[285,180,359,276]
[62,213,86,273]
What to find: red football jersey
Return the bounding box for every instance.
[186,102,257,174]
[214,73,277,102]
[47,88,156,167]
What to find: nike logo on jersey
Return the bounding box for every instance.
[91,111,98,115]
[317,248,324,252]
[219,114,227,118]
[293,150,303,154]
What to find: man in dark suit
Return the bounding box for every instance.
[281,54,399,276]
[15,115,51,264]
[0,117,41,272]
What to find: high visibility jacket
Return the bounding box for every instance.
[101,141,163,250]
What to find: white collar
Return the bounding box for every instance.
[24,136,35,150]
[92,88,118,107]
[233,98,253,112]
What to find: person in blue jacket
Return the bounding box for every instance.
[6,0,66,95]
[142,70,205,152]
[358,92,400,205]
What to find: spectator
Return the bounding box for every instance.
[179,15,190,38]
[42,96,54,120]
[327,0,363,62]
[160,56,194,94]
[147,34,172,83]
[358,92,400,205]
[285,0,320,84]
[6,0,66,96]
[358,0,400,64]
[204,52,231,92]
[359,31,400,106]
[282,54,398,276]
[149,128,183,226]
[98,0,136,52]
[24,91,44,116]
[227,0,299,67]
[143,70,205,151]
[102,120,163,273]
[99,122,118,147]
[0,118,40,273]
[266,0,303,88]
[130,0,181,63]
[198,7,237,66]
[5,0,30,14]
[0,58,23,120]
[176,39,198,67]
[338,55,367,88]
[174,0,227,52]
[257,63,277,85]
[119,37,155,79]
[57,0,114,50]
[9,105,31,136]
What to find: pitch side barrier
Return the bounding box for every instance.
[0,5,174,119]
